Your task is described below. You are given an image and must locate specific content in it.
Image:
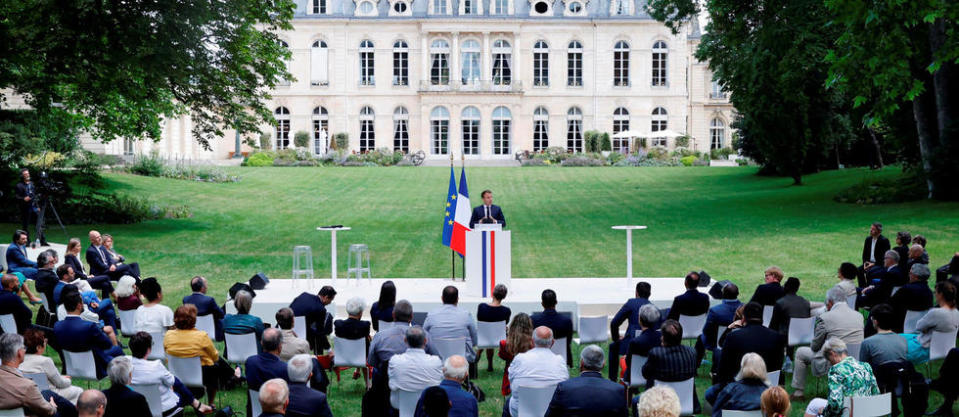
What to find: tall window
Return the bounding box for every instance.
[652,41,668,86]
[532,107,549,151]
[311,41,329,86]
[613,41,630,86]
[433,0,448,14]
[711,77,725,98]
[359,106,375,152]
[278,41,291,86]
[612,107,629,153]
[492,40,512,86]
[463,0,477,14]
[651,107,667,147]
[492,107,511,155]
[567,41,583,87]
[312,0,327,14]
[461,40,481,85]
[710,118,725,149]
[430,40,450,85]
[312,106,329,155]
[566,107,583,152]
[493,0,508,14]
[431,107,450,155]
[393,107,409,153]
[462,107,480,155]
[123,138,135,156]
[274,106,291,149]
[359,40,375,86]
[393,41,409,86]
[533,41,549,87]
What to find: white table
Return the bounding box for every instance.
[612,225,647,286]
[317,226,351,284]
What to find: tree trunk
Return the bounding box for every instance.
[867,127,883,169]
[912,90,938,199]
[927,19,958,199]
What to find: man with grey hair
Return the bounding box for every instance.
[545,345,627,417]
[77,390,106,417]
[626,304,663,383]
[368,300,439,369]
[388,327,443,409]
[333,296,372,340]
[507,326,568,417]
[102,356,152,417]
[887,262,935,333]
[34,248,60,305]
[285,354,332,417]
[790,287,864,401]
[246,328,289,391]
[860,249,906,308]
[414,355,478,417]
[0,333,61,416]
[259,378,290,417]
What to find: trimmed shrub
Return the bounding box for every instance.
[245,152,275,167]
[680,155,697,166]
[129,152,167,177]
[600,133,611,151]
[333,132,349,150]
[293,131,311,148]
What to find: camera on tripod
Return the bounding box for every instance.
[35,171,66,197]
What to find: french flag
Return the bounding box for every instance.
[450,166,471,255]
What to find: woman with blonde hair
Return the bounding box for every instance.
[63,237,114,295]
[637,385,681,417]
[498,312,533,396]
[761,386,791,417]
[709,352,769,417]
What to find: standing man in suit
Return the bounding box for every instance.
[666,272,710,320]
[790,287,864,401]
[546,345,627,417]
[859,222,891,287]
[749,266,786,306]
[14,168,40,244]
[531,289,574,367]
[608,282,652,380]
[85,231,138,281]
[289,286,337,353]
[469,190,506,229]
[182,276,225,341]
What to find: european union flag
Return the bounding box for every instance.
[441,166,457,247]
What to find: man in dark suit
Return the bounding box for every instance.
[713,302,785,389]
[642,320,700,413]
[887,263,934,332]
[697,283,742,364]
[53,291,123,379]
[33,249,60,306]
[103,356,154,417]
[531,289,574,367]
[289,286,336,353]
[285,354,333,417]
[0,274,32,334]
[468,190,506,229]
[608,282,651,380]
[860,250,906,309]
[546,345,627,417]
[666,272,710,321]
[247,329,290,416]
[625,304,663,383]
[749,266,786,306]
[859,222,891,287]
[6,230,39,280]
[182,276,225,341]
[63,249,113,295]
[85,231,138,280]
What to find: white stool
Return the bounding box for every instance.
[292,246,315,288]
[347,244,372,284]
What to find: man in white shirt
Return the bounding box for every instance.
[127,332,212,415]
[507,326,569,417]
[388,327,443,409]
[423,286,479,363]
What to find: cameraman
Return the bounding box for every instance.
[14,168,44,245]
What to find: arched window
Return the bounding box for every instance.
[461,40,481,85]
[393,40,409,86]
[311,0,327,14]
[359,106,375,152]
[533,41,549,87]
[430,39,451,85]
[652,41,668,87]
[492,106,512,155]
[492,40,512,86]
[278,40,291,86]
[533,106,549,151]
[393,107,409,153]
[566,107,583,152]
[612,107,630,153]
[274,106,291,149]
[613,41,630,87]
[651,107,668,147]
[359,40,375,86]
[710,118,725,150]
[430,107,450,155]
[312,106,329,155]
[461,107,481,155]
[311,40,329,86]
[567,41,583,87]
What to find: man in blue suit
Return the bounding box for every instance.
[665,272,710,320]
[84,230,138,280]
[286,354,333,417]
[607,282,651,380]
[53,291,123,379]
[5,230,38,280]
[246,328,290,391]
[532,289,574,367]
[546,345,627,417]
[289,286,336,353]
[182,276,225,341]
[468,190,506,229]
[696,283,742,364]
[414,355,478,417]
[0,274,32,334]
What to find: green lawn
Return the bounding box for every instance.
[7,165,959,416]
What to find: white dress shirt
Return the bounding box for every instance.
[508,346,569,417]
[388,348,443,406]
[130,356,179,411]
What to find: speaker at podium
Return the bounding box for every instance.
[465,224,511,298]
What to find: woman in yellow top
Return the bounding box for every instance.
[164,304,223,406]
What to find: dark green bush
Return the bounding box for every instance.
[293,131,310,148]
[129,152,167,177]
[834,173,926,204]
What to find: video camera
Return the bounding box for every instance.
[35,171,66,197]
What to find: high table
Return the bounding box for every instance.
[611,225,647,287]
[317,226,350,284]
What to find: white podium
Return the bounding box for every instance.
[465,224,511,298]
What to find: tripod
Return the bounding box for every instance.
[36,195,68,245]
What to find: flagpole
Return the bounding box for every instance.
[450,152,455,281]
[461,152,466,282]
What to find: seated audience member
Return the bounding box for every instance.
[709,353,768,417]
[929,346,959,416]
[53,265,116,331]
[908,242,929,271]
[128,331,212,415]
[790,288,864,401]
[54,291,123,379]
[545,345,626,417]
[6,230,39,282]
[259,378,290,417]
[100,235,140,279]
[498,313,534,397]
[334,297,372,340]
[859,222,890,287]
[134,277,173,334]
[247,328,290,391]
[368,300,440,371]
[626,304,663,384]
[424,286,478,366]
[893,231,912,273]
[760,386,791,417]
[113,276,142,312]
[371,280,397,331]
[815,263,859,314]
[34,250,60,307]
[290,285,337,353]
[697,282,742,364]
[415,355,478,417]
[858,304,907,372]
[887,262,935,334]
[714,302,785,389]
[769,277,811,337]
[223,290,265,344]
[642,320,700,413]
[389,327,443,409]
[803,338,879,417]
[285,354,332,417]
[182,276,225,341]
[861,250,906,309]
[19,329,83,404]
[165,304,233,405]
[0,274,33,334]
[85,231,137,280]
[907,280,959,362]
[476,284,511,372]
[76,390,106,417]
[507,326,568,417]
[276,308,312,362]
[635,385,681,417]
[532,289,574,366]
[102,357,151,417]
[750,266,786,306]
[0,333,76,417]
[609,282,652,380]
[421,387,451,417]
[666,272,710,321]
[63,238,113,295]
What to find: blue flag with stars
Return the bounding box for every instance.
[441,165,457,248]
